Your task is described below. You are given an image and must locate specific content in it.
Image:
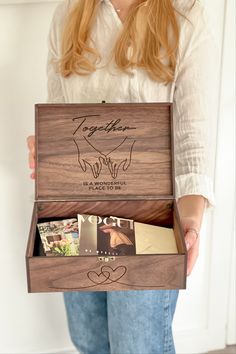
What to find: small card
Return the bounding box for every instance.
[135,222,177,254]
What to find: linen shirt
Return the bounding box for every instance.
[47,0,217,206]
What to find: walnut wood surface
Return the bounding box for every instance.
[27,253,185,292]
[25,103,187,293]
[26,204,38,258]
[26,199,186,292]
[36,103,173,200]
[173,201,187,287]
[25,204,38,292]
[37,199,173,226]
[173,201,186,254]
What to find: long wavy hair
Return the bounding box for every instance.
[59,0,186,83]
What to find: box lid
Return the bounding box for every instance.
[35,103,174,201]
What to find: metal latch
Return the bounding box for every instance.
[98,256,116,262]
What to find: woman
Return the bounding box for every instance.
[27,0,216,353]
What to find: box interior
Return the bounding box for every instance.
[31,199,185,257]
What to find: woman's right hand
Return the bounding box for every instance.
[27,135,35,179]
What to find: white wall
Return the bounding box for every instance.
[0,2,73,353]
[173,1,235,353]
[0,1,234,354]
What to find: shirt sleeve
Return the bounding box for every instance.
[46,1,71,103]
[173,0,219,208]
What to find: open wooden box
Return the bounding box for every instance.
[26,103,187,292]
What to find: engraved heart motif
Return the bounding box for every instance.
[87,265,127,285]
[87,270,110,285]
[101,265,127,282]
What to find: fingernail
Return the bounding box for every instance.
[186,242,190,251]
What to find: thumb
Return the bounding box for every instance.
[185,228,199,251]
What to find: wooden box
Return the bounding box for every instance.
[26,103,187,293]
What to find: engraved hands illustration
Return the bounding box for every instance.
[73,136,107,179]
[73,136,135,179]
[106,137,136,179]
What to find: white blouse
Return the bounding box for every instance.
[47,0,217,207]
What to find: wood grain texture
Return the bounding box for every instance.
[25,203,38,258]
[173,201,187,288]
[25,103,187,293]
[25,204,38,292]
[173,201,186,254]
[35,103,173,200]
[27,253,185,292]
[37,199,173,226]
[26,199,187,292]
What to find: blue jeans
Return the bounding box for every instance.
[64,290,179,354]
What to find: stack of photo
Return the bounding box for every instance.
[37,218,79,256]
[37,214,178,257]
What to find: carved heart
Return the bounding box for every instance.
[87,270,110,285]
[87,265,127,285]
[101,265,127,282]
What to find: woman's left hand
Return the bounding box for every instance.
[180,216,200,276]
[177,195,206,276]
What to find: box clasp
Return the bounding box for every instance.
[98,256,116,262]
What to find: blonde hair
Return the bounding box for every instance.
[60,0,183,83]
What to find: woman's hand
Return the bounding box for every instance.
[27,135,35,179]
[180,215,200,276]
[177,195,206,276]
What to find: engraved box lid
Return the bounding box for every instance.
[35,103,174,201]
